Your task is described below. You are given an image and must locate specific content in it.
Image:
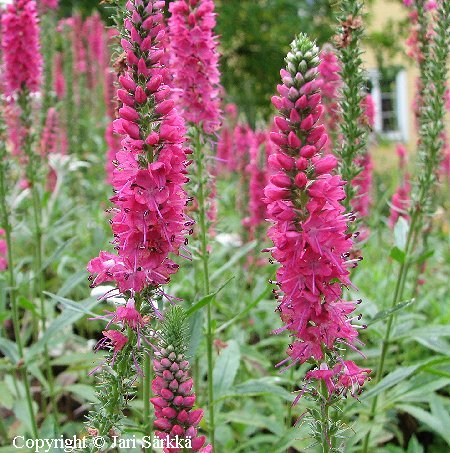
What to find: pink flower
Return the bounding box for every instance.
[102,330,128,353]
[53,52,66,100]
[168,0,221,133]
[105,123,121,185]
[217,104,239,172]
[265,35,369,397]
[0,230,8,271]
[151,348,211,452]
[306,363,337,395]
[243,131,268,238]
[95,330,128,365]
[115,298,143,330]
[39,0,58,10]
[335,360,371,397]
[352,153,373,219]
[361,93,376,129]
[389,145,411,228]
[40,108,58,157]
[317,47,341,152]
[1,0,42,94]
[88,0,191,295]
[83,13,107,89]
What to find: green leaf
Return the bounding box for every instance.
[217,285,271,333]
[397,325,450,340]
[411,249,434,266]
[390,246,405,263]
[0,311,11,323]
[223,410,284,436]
[42,237,76,271]
[364,357,450,401]
[186,277,233,317]
[213,339,240,400]
[0,382,14,410]
[57,270,88,297]
[0,338,19,363]
[398,396,450,446]
[186,293,215,317]
[210,241,257,282]
[363,365,418,400]
[18,296,36,314]
[63,384,99,403]
[407,436,424,453]
[26,296,101,360]
[227,377,294,402]
[187,310,203,359]
[13,399,38,436]
[368,299,415,325]
[44,292,98,316]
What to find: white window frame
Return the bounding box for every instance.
[367,68,409,142]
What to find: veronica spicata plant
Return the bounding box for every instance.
[265,34,370,452]
[168,0,221,446]
[334,0,370,226]
[362,1,450,451]
[151,306,211,452]
[86,0,192,446]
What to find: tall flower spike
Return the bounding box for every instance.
[244,131,268,240]
[334,0,370,217]
[317,46,341,152]
[168,0,221,134]
[151,306,211,453]
[1,0,42,94]
[265,33,370,444]
[39,0,58,10]
[88,0,191,295]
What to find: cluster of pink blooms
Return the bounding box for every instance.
[151,346,211,453]
[104,66,121,185]
[243,132,267,240]
[40,108,59,157]
[1,0,42,95]
[264,35,370,398]
[168,0,221,134]
[39,0,58,10]
[317,47,341,152]
[53,52,65,100]
[389,145,411,228]
[351,94,376,230]
[0,230,7,271]
[217,103,238,171]
[88,0,191,296]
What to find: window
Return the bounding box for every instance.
[367,68,409,142]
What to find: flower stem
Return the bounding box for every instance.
[143,352,153,452]
[18,91,57,424]
[320,380,331,453]
[193,127,215,449]
[286,367,294,429]
[361,212,418,452]
[0,132,38,439]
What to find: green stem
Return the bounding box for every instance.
[361,212,418,452]
[286,366,294,429]
[143,352,153,452]
[0,151,39,439]
[320,380,331,453]
[18,91,57,424]
[193,128,215,449]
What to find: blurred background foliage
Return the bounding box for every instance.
[58,0,405,127]
[58,0,335,126]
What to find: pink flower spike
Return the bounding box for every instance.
[168,0,222,133]
[1,0,42,94]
